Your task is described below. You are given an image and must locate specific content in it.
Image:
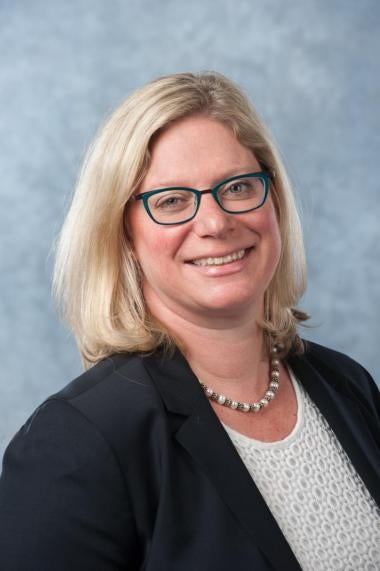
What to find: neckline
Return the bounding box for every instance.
[221,366,305,449]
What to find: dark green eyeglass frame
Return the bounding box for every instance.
[133,171,271,225]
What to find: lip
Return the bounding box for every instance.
[185,247,254,276]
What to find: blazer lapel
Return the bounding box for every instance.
[289,353,380,507]
[144,350,301,570]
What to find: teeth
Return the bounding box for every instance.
[193,249,246,267]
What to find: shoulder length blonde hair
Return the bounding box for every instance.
[53,71,308,369]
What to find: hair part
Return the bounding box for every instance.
[53,71,308,369]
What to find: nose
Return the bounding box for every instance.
[192,193,236,237]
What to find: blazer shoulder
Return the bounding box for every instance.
[34,352,169,458]
[49,352,163,415]
[303,340,369,376]
[300,340,379,420]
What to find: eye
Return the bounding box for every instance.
[151,191,194,211]
[228,182,249,194]
[221,178,258,199]
[157,196,181,208]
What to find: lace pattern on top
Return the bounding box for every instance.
[222,369,380,571]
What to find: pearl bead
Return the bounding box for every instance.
[251,403,261,412]
[198,345,280,414]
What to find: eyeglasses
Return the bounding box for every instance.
[133,171,271,225]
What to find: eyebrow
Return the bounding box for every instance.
[142,166,261,191]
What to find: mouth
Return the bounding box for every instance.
[186,247,254,267]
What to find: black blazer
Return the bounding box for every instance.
[0,341,379,570]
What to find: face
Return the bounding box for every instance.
[127,115,281,324]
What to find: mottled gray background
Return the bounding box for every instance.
[1,0,379,459]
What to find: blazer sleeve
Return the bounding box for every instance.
[306,342,380,427]
[0,398,141,570]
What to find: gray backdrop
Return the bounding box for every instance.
[1,0,379,459]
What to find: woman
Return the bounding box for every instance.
[0,72,379,570]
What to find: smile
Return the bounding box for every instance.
[190,248,248,267]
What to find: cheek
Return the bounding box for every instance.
[253,202,282,264]
[248,200,280,238]
[133,222,188,269]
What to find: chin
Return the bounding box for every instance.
[195,291,260,315]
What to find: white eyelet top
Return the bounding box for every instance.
[222,368,380,571]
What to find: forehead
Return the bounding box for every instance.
[142,115,259,190]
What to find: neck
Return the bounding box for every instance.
[181,320,266,379]
[147,296,271,398]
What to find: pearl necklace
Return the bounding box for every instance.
[199,346,280,413]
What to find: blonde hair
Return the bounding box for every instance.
[53,71,308,369]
